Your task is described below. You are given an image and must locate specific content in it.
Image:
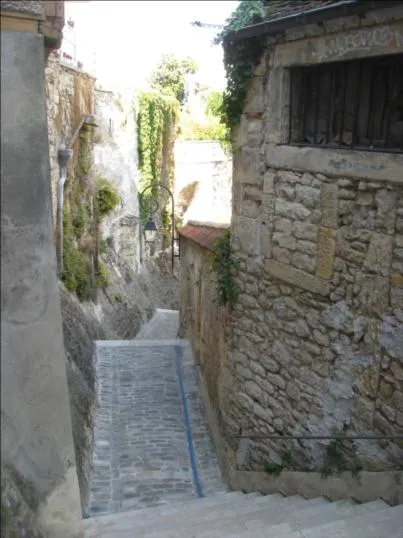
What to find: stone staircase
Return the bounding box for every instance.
[84,490,402,537]
[85,310,402,536]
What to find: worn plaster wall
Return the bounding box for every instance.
[93,89,141,270]
[1,28,82,537]
[174,141,232,226]
[45,50,95,226]
[225,7,403,473]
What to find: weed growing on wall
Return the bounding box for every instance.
[211,230,239,306]
[96,177,120,217]
[215,0,267,131]
[264,450,293,476]
[322,440,347,476]
[61,136,119,301]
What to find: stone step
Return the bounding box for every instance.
[84,492,266,536]
[182,499,388,538]
[84,494,328,536]
[155,504,402,538]
[84,499,402,538]
[140,496,332,538]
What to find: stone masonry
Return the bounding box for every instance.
[180,3,403,478]
[227,4,403,473]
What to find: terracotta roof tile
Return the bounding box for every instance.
[178,225,227,251]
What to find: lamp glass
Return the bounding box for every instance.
[144,228,157,243]
[144,217,157,243]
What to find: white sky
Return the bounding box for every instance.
[64,1,239,93]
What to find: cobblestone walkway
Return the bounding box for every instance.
[135,309,179,340]
[86,312,226,517]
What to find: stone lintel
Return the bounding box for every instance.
[0,11,40,32]
[265,260,330,296]
[273,20,403,67]
[265,144,403,184]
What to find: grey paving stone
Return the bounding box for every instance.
[87,312,226,517]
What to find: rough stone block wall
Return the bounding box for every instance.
[223,8,403,474]
[229,169,403,471]
[45,51,95,226]
[93,88,141,270]
[179,236,230,417]
[60,286,107,513]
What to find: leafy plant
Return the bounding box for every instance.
[96,177,120,217]
[211,230,239,306]
[78,126,92,174]
[148,54,198,106]
[282,449,292,469]
[99,238,108,254]
[215,0,267,130]
[62,210,93,301]
[264,450,293,476]
[264,462,283,476]
[351,465,363,479]
[95,262,109,289]
[137,90,179,243]
[205,91,224,118]
[322,440,347,476]
[179,92,232,155]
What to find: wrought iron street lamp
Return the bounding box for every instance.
[143,216,157,244]
[139,183,179,269]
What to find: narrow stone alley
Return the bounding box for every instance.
[86,309,226,517]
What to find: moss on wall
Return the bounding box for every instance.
[61,124,119,301]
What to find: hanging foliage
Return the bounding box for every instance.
[137,90,179,226]
[211,230,239,306]
[215,0,267,131]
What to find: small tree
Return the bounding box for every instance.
[148,54,198,106]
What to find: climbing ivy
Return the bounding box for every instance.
[137,90,179,190]
[211,230,239,306]
[137,90,179,241]
[215,0,267,131]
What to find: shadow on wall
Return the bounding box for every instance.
[178,181,199,218]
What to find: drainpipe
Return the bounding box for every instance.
[57,148,73,275]
[56,114,98,277]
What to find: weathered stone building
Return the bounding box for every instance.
[1,0,85,536]
[180,0,403,485]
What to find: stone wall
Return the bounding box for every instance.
[60,285,107,514]
[93,88,141,270]
[178,227,230,415]
[45,50,95,227]
[222,6,403,474]
[1,24,83,537]
[174,141,232,226]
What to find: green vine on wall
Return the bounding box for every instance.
[137,90,179,192]
[211,230,239,306]
[61,127,119,301]
[215,0,267,131]
[137,90,179,241]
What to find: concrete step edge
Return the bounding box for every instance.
[83,492,268,528]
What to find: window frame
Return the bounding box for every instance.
[287,53,403,154]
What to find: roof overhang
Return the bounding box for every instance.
[224,1,400,43]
